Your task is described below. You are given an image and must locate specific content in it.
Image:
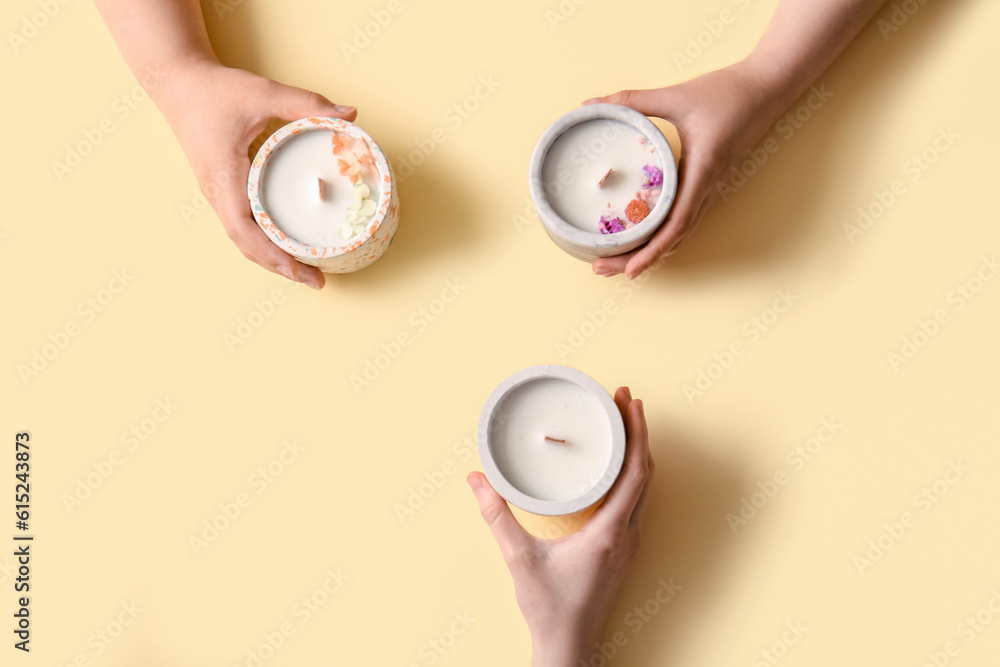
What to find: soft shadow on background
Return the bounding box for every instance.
[610,416,748,666]
[649,0,973,282]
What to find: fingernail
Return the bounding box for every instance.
[582,97,602,105]
[276,265,294,280]
[304,278,323,290]
[335,104,356,113]
[467,473,482,490]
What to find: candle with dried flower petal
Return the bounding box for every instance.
[529,104,677,262]
[248,117,399,274]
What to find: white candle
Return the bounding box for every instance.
[528,104,677,262]
[478,365,626,515]
[247,117,399,274]
[542,119,660,233]
[490,377,612,501]
[260,129,380,248]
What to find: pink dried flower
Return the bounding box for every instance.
[599,215,626,234]
[642,164,663,189]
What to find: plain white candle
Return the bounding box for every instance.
[541,119,660,232]
[488,377,613,502]
[260,129,380,248]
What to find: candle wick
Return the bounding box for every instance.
[597,168,614,188]
[544,436,567,445]
[317,177,325,200]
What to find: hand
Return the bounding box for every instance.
[159,59,357,288]
[585,61,787,280]
[468,387,653,667]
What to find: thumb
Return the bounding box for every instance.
[467,472,531,561]
[268,82,358,123]
[583,87,679,123]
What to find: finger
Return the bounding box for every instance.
[614,385,633,416]
[268,82,358,122]
[230,215,326,289]
[214,159,325,289]
[625,190,712,278]
[467,472,533,562]
[630,427,655,530]
[592,395,650,531]
[582,88,681,124]
[592,251,636,277]
[655,192,714,258]
[623,151,715,279]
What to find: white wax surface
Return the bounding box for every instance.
[489,378,612,502]
[542,119,659,231]
[260,129,379,248]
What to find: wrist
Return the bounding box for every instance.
[729,54,795,120]
[530,625,603,667]
[736,45,825,123]
[137,53,222,117]
[531,639,585,667]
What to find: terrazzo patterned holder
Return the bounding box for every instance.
[247,117,399,274]
[528,104,677,262]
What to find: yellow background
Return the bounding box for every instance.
[3,0,999,664]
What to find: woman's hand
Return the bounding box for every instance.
[158,60,357,288]
[468,387,653,667]
[586,61,785,280]
[94,0,358,288]
[586,0,890,279]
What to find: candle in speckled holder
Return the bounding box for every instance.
[248,117,399,274]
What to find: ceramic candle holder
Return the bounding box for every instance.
[528,104,677,262]
[478,365,627,516]
[247,117,399,274]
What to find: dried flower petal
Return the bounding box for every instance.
[625,199,650,223]
[331,132,351,154]
[642,164,663,189]
[599,215,626,234]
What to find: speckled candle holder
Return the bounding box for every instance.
[247,117,399,274]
